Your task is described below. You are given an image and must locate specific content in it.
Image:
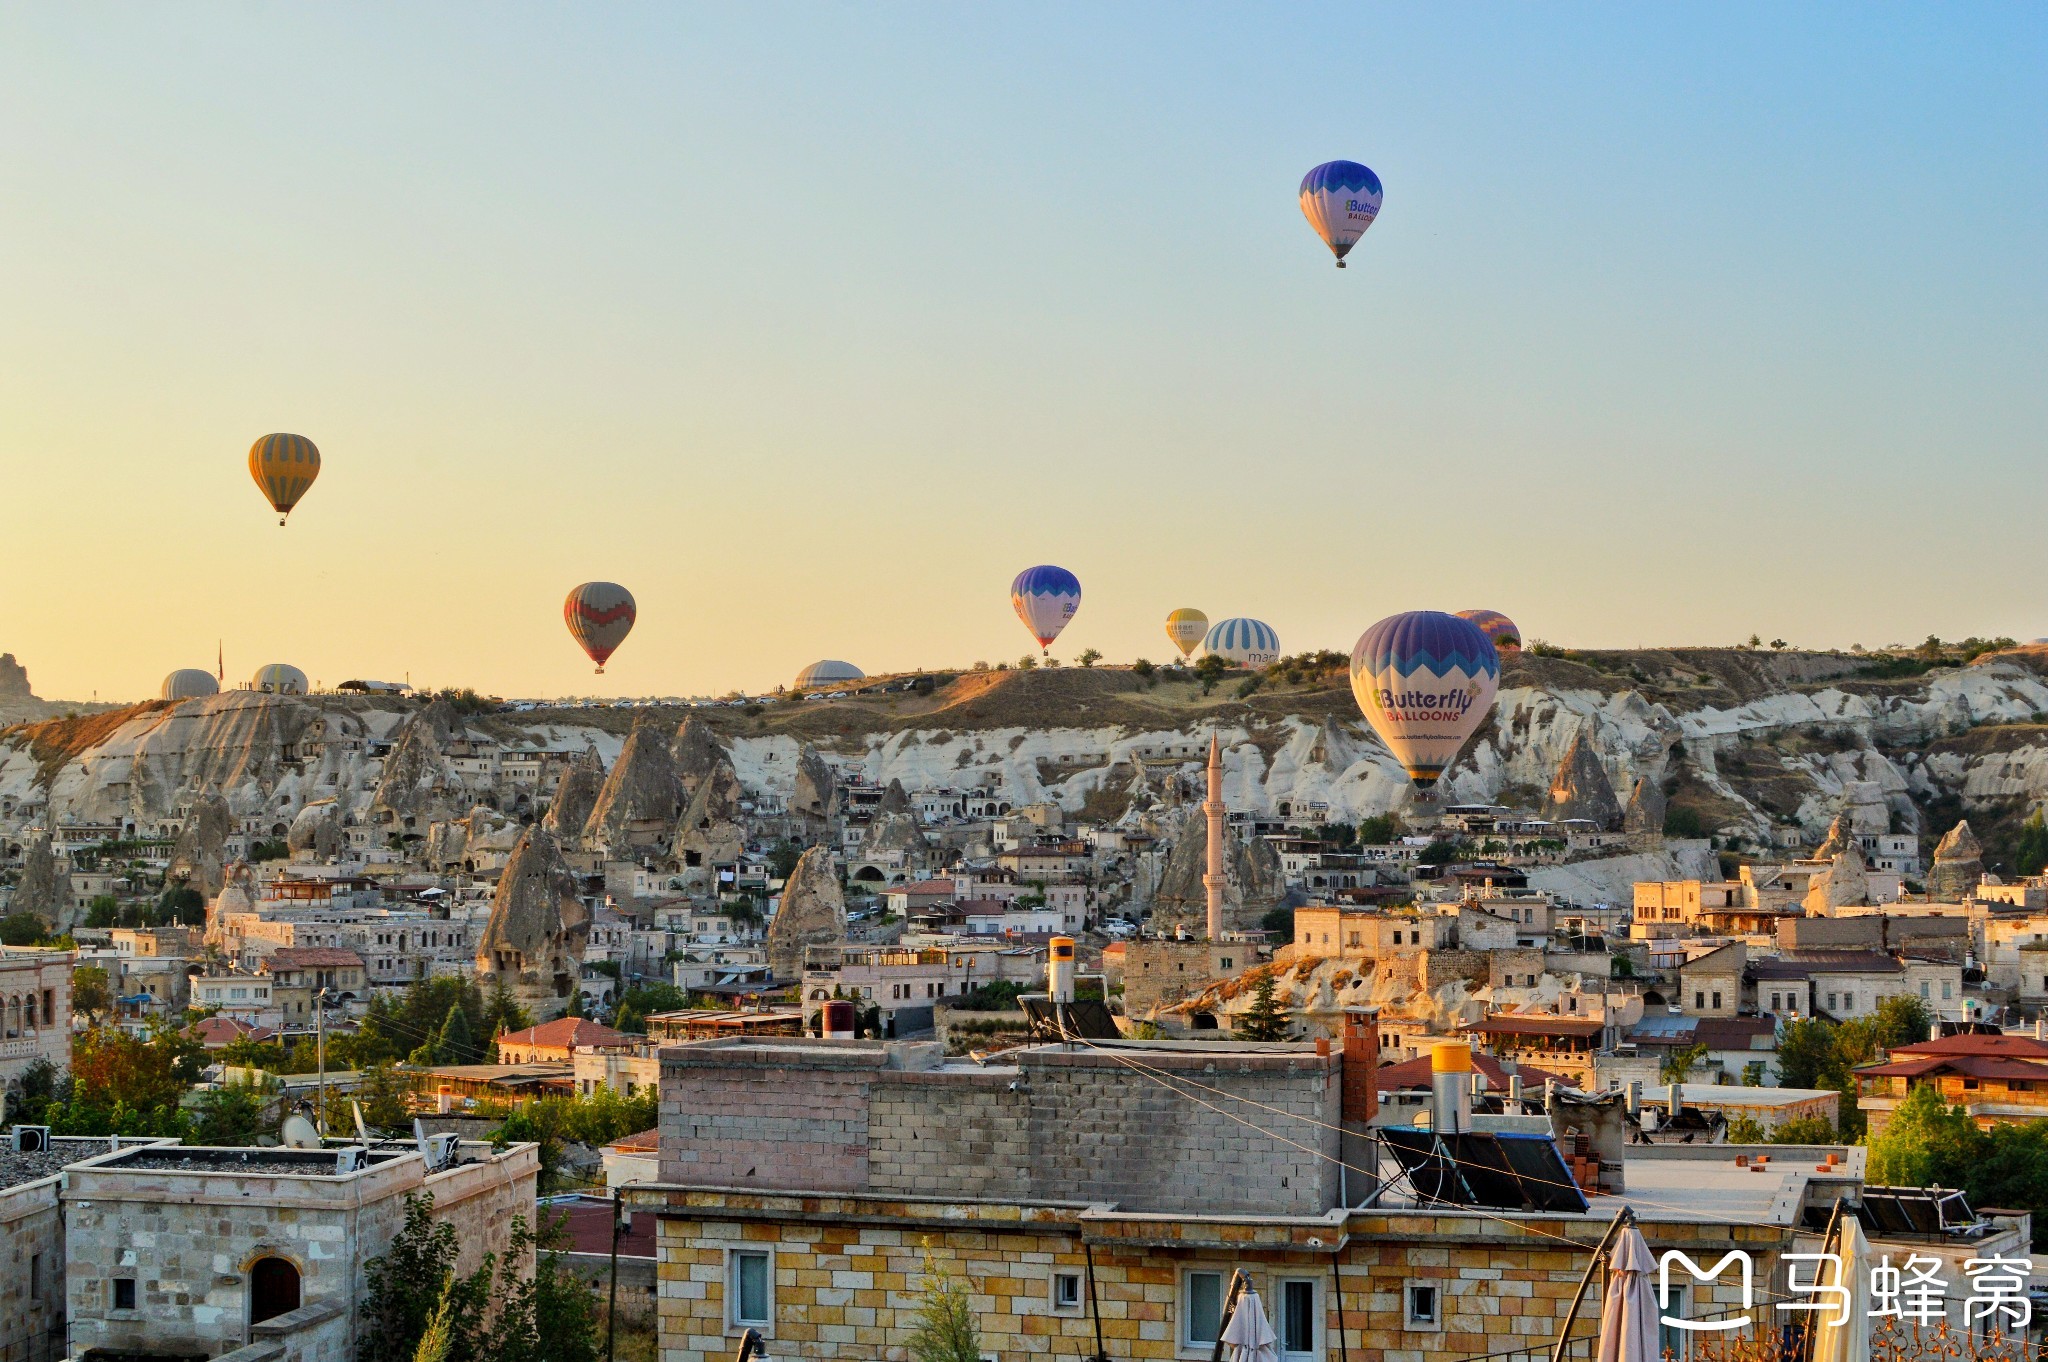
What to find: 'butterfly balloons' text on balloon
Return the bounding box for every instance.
[565,582,637,673]
[1350,611,1499,788]
[1299,161,1383,268]
[1011,566,1081,654]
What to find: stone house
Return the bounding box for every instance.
[1677,941,1745,1017]
[64,1137,539,1360]
[640,1034,1880,1362]
[0,1135,166,1362]
[0,946,71,1099]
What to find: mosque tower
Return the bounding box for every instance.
[1202,732,1224,940]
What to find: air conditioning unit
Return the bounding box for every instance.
[335,1147,368,1174]
[11,1126,50,1153]
[423,1134,459,1172]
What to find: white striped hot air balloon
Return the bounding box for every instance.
[1203,618,1280,668]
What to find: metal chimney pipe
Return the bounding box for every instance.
[1667,1082,1682,1120]
[1626,1080,1642,1117]
[1431,1043,1472,1136]
[1508,1074,1524,1104]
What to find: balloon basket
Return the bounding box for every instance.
[1335,261,1346,269]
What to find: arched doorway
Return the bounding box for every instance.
[249,1257,301,1326]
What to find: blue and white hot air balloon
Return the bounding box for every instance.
[1203,618,1280,668]
[1299,160,1383,268]
[1010,566,1081,655]
[1349,611,1499,788]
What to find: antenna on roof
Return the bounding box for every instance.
[352,1099,371,1149]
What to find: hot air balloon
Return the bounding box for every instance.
[249,663,309,696]
[1011,566,1081,655]
[794,659,864,690]
[1203,618,1281,668]
[1350,611,1499,789]
[564,582,636,673]
[1165,609,1209,660]
[1455,609,1522,652]
[160,669,220,701]
[1299,161,1382,268]
[248,433,321,525]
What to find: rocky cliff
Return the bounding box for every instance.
[17,647,2048,886]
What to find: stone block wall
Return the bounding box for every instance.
[651,1191,1795,1362]
[1486,947,1546,990]
[660,1040,1342,1216]
[0,1167,62,1360]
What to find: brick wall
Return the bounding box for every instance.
[1121,940,1221,1015]
[659,1043,889,1191]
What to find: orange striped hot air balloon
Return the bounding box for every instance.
[248,433,321,525]
[564,582,636,673]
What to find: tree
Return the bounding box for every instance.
[359,1063,415,1132]
[1234,675,1262,699]
[1017,655,1038,670]
[1770,1116,1841,1145]
[1131,658,1155,681]
[1234,972,1292,1042]
[1416,840,1458,866]
[1356,814,1403,845]
[1723,1114,1768,1144]
[1193,653,1229,694]
[189,1082,271,1145]
[1774,1018,1845,1090]
[479,979,531,1047]
[768,840,803,880]
[1077,648,1101,668]
[5,1058,61,1125]
[1259,906,1295,941]
[1868,994,1933,1053]
[0,912,48,945]
[1741,1061,1767,1087]
[158,885,206,927]
[1867,1084,1980,1187]
[907,1245,983,1362]
[85,895,120,928]
[1660,1042,1708,1084]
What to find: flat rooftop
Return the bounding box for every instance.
[89,1146,410,1176]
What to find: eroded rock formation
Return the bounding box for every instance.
[13,834,69,928]
[168,785,234,897]
[675,757,747,887]
[791,744,838,827]
[671,719,724,798]
[583,718,684,857]
[475,827,590,1020]
[1930,821,1984,900]
[1623,776,1666,851]
[1152,809,1288,933]
[1544,726,1623,830]
[0,654,32,702]
[767,845,845,980]
[542,748,606,849]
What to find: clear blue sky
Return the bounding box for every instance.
[2,4,2042,699]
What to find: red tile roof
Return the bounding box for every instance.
[607,1127,659,1153]
[187,1016,277,1048]
[1885,1033,2048,1059]
[1374,1053,1575,1093]
[1859,1054,2048,1082]
[496,1017,633,1051]
[1462,1015,1605,1038]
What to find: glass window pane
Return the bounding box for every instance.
[1282,1280,1315,1353]
[736,1252,768,1323]
[1186,1272,1222,1345]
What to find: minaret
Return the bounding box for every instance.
[1202,732,1225,940]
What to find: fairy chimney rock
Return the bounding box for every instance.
[1930,821,1985,901]
[1544,727,1623,830]
[767,846,846,980]
[476,827,590,1021]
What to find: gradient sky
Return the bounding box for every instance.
[2,4,2043,701]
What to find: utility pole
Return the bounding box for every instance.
[607,1187,622,1362]
[315,988,328,1135]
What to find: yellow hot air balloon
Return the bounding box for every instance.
[248,433,321,525]
[1165,608,1208,660]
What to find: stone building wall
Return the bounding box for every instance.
[0,948,73,1095]
[1486,947,1547,990]
[1120,939,1228,1015]
[0,1135,146,1361]
[63,1141,538,1359]
[649,1188,1793,1362]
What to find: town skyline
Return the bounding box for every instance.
[4,5,2045,700]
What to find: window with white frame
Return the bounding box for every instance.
[1403,1282,1440,1331]
[728,1249,772,1329]
[1183,1270,1224,1349]
[1277,1277,1318,1359]
[1051,1271,1083,1312]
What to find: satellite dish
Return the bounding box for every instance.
[352,1100,371,1146]
[280,1114,322,1149]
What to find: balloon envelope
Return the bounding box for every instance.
[1455,609,1522,652]
[1299,161,1382,266]
[565,582,636,672]
[1350,611,1499,788]
[1011,566,1081,651]
[248,433,321,523]
[794,659,864,690]
[160,669,220,701]
[1165,609,1208,659]
[250,663,308,696]
[1203,617,1280,668]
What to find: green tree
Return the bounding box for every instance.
[1770,1116,1842,1145]
[1131,658,1156,681]
[1741,1061,1767,1087]
[359,1063,415,1131]
[1774,1018,1845,1090]
[1077,648,1101,668]
[1867,1084,1981,1187]
[5,1058,61,1124]
[1660,1042,1709,1084]
[907,1245,983,1362]
[71,966,109,1020]
[1017,655,1038,670]
[1193,653,1229,694]
[1723,1114,1768,1144]
[1356,814,1403,845]
[1259,906,1295,941]
[428,1005,479,1066]
[768,840,803,880]
[0,912,49,945]
[1417,840,1459,866]
[84,895,121,928]
[2013,812,2048,877]
[189,1082,271,1145]
[1868,994,1934,1053]
[157,885,207,927]
[1234,972,1292,1042]
[479,979,531,1047]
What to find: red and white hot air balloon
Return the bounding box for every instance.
[564,582,636,673]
